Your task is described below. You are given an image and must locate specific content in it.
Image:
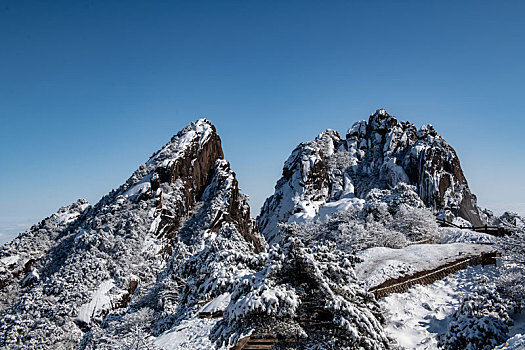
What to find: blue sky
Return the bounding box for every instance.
[1,0,524,244]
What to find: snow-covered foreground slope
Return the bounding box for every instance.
[381,264,525,350]
[154,317,217,349]
[356,243,495,289]
[380,264,497,349]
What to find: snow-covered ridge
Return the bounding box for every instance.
[0,118,263,349]
[0,199,90,278]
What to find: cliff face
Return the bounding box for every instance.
[130,119,261,249]
[258,109,484,245]
[348,109,483,226]
[0,119,264,349]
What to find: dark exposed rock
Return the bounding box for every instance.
[123,119,262,251]
[115,280,139,309]
[152,122,224,238]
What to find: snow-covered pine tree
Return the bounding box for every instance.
[438,281,511,350]
[496,224,525,313]
[211,236,392,349]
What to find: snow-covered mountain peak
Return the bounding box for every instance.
[169,118,215,151]
[121,118,222,198]
[259,109,485,245]
[0,118,264,349]
[368,108,399,132]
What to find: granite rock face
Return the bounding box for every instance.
[258,109,484,244]
[142,119,261,249]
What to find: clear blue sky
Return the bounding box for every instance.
[1,0,524,244]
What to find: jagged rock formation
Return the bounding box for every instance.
[258,109,484,245]
[482,209,525,235]
[0,119,264,349]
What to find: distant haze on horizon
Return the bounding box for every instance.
[1,0,524,245]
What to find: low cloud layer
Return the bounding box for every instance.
[0,222,32,246]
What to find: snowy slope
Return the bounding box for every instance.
[381,262,525,350]
[380,264,498,349]
[355,243,495,288]
[0,199,90,313]
[154,317,217,349]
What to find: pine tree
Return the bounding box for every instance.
[438,282,511,350]
[496,229,525,313]
[212,236,392,349]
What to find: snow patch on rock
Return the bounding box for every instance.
[76,280,119,325]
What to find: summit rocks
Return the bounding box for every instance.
[258,109,484,245]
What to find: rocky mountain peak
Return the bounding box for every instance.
[258,109,485,245]
[123,118,222,201]
[367,108,399,133]
[376,108,389,116]
[0,118,264,349]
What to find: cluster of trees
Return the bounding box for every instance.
[495,222,525,314]
[438,280,512,350]
[0,191,167,349]
[281,184,439,254]
[212,236,392,349]
[438,212,525,349]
